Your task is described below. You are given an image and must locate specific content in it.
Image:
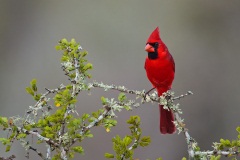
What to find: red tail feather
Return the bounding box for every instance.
[159,105,176,134]
[157,87,176,134]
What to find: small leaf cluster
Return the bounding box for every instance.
[36,107,92,158]
[53,88,77,107]
[101,92,134,113]
[0,117,8,130]
[0,116,12,152]
[213,126,240,159]
[209,155,221,160]
[105,115,151,160]
[127,116,151,148]
[118,92,133,111]
[192,126,240,160]
[56,38,92,80]
[25,79,42,101]
[218,127,240,150]
[82,108,117,133]
[0,116,26,152]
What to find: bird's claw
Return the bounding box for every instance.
[143,87,156,101]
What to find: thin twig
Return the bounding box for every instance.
[18,128,59,147]
[173,91,193,100]
[29,145,46,160]
[195,150,239,157]
[79,105,111,135]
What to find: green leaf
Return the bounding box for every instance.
[70,39,76,45]
[34,94,42,101]
[54,93,62,101]
[101,96,107,105]
[30,79,37,92]
[69,152,74,158]
[74,53,79,58]
[0,117,8,124]
[124,105,132,111]
[30,79,37,86]
[62,89,70,96]
[104,153,114,158]
[220,139,231,147]
[46,133,54,139]
[16,133,27,139]
[210,155,221,160]
[52,154,61,160]
[112,135,121,144]
[60,38,68,44]
[83,63,93,71]
[84,130,93,138]
[104,119,117,128]
[124,150,133,159]
[231,140,238,146]
[24,125,32,131]
[66,85,72,89]
[82,113,90,121]
[88,117,95,123]
[123,136,132,146]
[5,145,11,152]
[0,138,10,145]
[9,132,16,140]
[81,51,88,57]
[68,118,81,128]
[26,87,34,96]
[181,158,187,160]
[118,92,126,102]
[127,116,140,125]
[85,72,92,79]
[55,45,62,50]
[92,111,99,118]
[75,134,82,139]
[140,136,151,147]
[236,126,240,133]
[0,117,8,130]
[69,98,77,104]
[72,146,84,154]
[61,55,70,62]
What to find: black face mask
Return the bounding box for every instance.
[147,42,159,59]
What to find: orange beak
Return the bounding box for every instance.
[145,44,155,52]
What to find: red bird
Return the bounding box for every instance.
[144,27,176,134]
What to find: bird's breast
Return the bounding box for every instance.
[145,57,174,89]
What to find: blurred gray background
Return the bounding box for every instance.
[1,0,240,159]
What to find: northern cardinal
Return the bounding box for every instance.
[144,27,176,134]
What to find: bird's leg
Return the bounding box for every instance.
[144,87,156,100]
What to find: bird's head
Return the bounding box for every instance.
[145,27,162,59]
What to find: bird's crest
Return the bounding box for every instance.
[147,27,161,43]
